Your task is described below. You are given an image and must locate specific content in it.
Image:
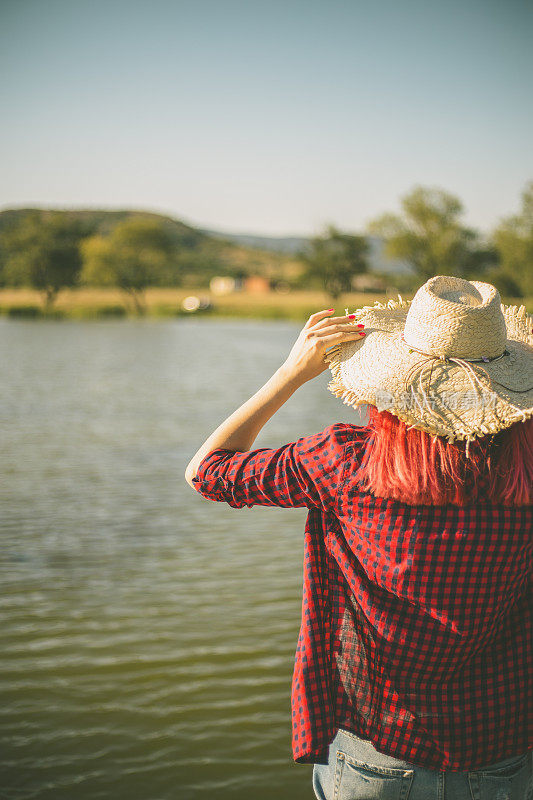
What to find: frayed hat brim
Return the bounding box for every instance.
[324,295,533,445]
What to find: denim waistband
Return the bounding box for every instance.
[336,728,531,773]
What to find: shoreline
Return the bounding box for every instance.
[1,287,531,321]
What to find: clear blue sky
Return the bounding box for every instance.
[1,0,532,235]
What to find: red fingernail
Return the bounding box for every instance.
[327,308,334,312]
[357,324,365,329]
[348,314,356,319]
[360,331,366,336]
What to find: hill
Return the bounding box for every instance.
[0,207,413,287]
[0,207,303,287]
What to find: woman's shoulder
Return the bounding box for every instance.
[316,421,371,450]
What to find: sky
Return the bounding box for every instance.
[1,0,532,236]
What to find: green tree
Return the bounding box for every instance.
[368,186,497,280]
[299,224,369,301]
[2,211,85,309]
[80,217,178,313]
[492,181,533,297]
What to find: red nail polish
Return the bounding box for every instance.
[348,314,356,319]
[327,308,334,312]
[357,324,365,329]
[360,331,366,336]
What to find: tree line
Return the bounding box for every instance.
[0,182,531,311]
[0,210,216,313]
[300,182,532,300]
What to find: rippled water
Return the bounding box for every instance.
[0,317,363,800]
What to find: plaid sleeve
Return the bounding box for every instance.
[190,423,357,511]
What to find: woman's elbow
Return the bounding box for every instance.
[184,464,197,488]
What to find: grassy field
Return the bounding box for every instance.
[0,287,532,321]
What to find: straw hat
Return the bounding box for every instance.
[324,276,533,451]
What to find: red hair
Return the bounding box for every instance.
[356,405,533,506]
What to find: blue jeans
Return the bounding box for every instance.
[312,728,533,800]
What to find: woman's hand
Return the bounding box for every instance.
[280,308,365,385]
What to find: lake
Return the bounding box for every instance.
[0,317,364,800]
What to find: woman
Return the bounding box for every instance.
[185,276,532,799]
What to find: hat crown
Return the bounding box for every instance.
[403,276,507,359]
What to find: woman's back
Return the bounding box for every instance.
[300,419,532,771]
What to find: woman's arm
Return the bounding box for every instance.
[184,364,302,486]
[184,308,365,486]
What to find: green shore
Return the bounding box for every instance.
[1,287,532,321]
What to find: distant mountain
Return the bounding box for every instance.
[198,228,312,255]
[200,226,413,275]
[365,235,413,275]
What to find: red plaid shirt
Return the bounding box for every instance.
[191,422,532,770]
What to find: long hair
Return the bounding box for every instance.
[356,405,533,506]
